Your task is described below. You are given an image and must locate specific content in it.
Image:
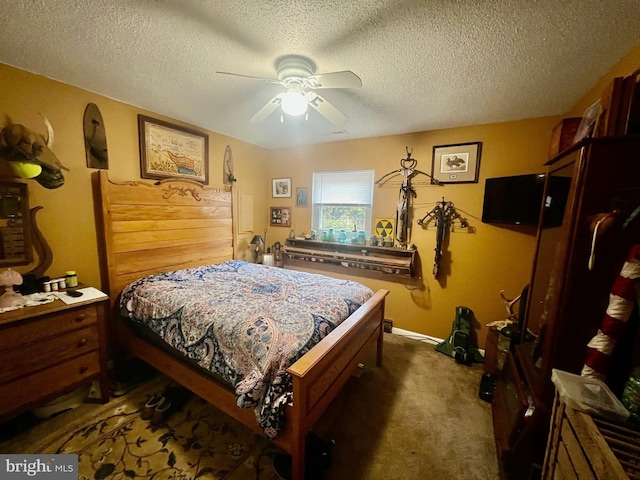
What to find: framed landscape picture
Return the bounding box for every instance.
[138,115,209,184]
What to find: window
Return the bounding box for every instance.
[312,170,375,235]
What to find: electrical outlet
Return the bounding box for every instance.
[87,381,101,400]
[383,319,393,333]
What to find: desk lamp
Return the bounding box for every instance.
[0,268,24,309]
[249,235,264,263]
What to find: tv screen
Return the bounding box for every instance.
[482,174,571,227]
[482,174,546,226]
[542,175,572,228]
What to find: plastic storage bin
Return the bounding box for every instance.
[551,369,630,423]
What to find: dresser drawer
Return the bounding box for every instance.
[0,325,99,385]
[0,304,98,351]
[0,351,101,417]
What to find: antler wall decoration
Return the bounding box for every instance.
[417,198,469,278]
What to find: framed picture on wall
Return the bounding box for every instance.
[270,207,291,227]
[272,178,292,197]
[431,142,482,184]
[296,188,308,207]
[138,115,209,184]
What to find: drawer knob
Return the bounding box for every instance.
[74,314,87,323]
[79,365,89,374]
[77,338,88,347]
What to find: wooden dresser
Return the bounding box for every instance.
[0,293,109,422]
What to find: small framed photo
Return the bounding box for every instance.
[296,187,308,207]
[431,142,482,184]
[272,178,292,197]
[270,207,291,227]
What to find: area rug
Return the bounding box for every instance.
[30,376,282,480]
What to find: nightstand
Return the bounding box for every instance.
[0,292,109,423]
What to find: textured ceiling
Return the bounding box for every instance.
[1,1,639,150]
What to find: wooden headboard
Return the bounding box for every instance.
[95,170,234,309]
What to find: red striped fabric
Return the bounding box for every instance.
[582,244,640,380]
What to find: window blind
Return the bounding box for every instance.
[312,170,374,205]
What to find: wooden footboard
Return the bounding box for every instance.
[285,288,388,480]
[114,288,388,480]
[94,171,389,480]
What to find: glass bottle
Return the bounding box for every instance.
[328,228,335,242]
[273,242,283,267]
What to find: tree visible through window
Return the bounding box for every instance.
[312,170,374,235]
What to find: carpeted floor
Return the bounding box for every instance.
[0,333,498,479]
[318,332,498,480]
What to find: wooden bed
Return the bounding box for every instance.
[94,170,389,480]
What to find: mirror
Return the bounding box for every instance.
[520,156,575,368]
[0,182,33,266]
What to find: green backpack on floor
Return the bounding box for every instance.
[435,306,484,365]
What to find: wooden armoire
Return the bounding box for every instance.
[492,136,640,479]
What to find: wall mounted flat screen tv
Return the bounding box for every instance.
[482,174,571,227]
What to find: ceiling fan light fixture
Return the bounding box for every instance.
[219,54,360,126]
[281,90,308,117]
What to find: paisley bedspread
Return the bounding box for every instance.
[120,260,373,439]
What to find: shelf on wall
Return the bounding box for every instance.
[283,238,416,282]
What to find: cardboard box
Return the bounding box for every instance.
[549,117,582,158]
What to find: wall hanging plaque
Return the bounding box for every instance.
[83,103,109,169]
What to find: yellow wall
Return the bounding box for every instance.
[0,63,270,289]
[263,119,558,345]
[0,40,637,349]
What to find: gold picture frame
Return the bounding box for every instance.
[138,115,209,184]
[431,142,482,184]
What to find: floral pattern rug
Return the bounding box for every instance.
[31,376,282,480]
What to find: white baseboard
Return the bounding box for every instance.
[391,327,443,345]
[390,327,485,355]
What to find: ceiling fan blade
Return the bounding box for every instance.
[308,93,349,126]
[250,93,284,123]
[216,71,282,85]
[306,71,362,89]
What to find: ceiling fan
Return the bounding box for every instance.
[216,55,362,127]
